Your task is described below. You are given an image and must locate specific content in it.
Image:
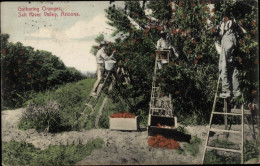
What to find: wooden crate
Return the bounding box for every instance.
[109,116,139,131]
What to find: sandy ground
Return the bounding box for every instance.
[1,108,259,165]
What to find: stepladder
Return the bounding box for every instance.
[202,76,258,164]
[148,50,178,136]
[74,66,132,129]
[73,70,114,128]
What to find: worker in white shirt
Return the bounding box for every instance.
[92,41,116,95]
[156,31,179,69]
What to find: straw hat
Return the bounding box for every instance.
[100,41,108,47]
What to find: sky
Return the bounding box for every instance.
[1,1,125,73]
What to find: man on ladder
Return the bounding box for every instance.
[202,15,253,164]
[218,16,244,98]
[156,29,179,69]
[92,41,116,96]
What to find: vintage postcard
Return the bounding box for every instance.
[1,0,259,165]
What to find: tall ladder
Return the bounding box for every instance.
[202,76,256,164]
[74,67,133,129]
[73,71,111,127]
[148,50,177,135]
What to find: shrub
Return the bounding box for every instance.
[19,101,61,132]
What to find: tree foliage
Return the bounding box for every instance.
[1,34,85,109]
[93,0,258,124]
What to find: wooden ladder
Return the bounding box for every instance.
[202,76,255,164]
[73,71,111,127]
[148,50,177,135]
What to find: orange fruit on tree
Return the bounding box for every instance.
[194,59,198,64]
[17,60,22,64]
[251,30,256,34]
[239,40,243,46]
[211,28,216,33]
[172,29,177,34]
[19,50,24,55]
[251,21,256,26]
[178,2,182,7]
[238,57,242,63]
[211,8,215,13]
[157,26,162,31]
[224,17,229,21]
[161,77,165,82]
[191,3,195,7]
[2,49,6,55]
[251,90,257,95]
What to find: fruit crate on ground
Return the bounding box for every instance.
[109,113,140,131]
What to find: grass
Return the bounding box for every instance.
[211,139,237,149]
[18,78,96,132]
[204,139,259,164]
[183,135,202,156]
[2,138,104,166]
[17,78,135,132]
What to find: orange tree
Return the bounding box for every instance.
[1,34,85,109]
[91,0,258,125]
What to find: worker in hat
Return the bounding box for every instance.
[156,30,179,69]
[217,15,245,98]
[92,41,116,95]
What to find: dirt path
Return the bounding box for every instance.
[1,108,259,165]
